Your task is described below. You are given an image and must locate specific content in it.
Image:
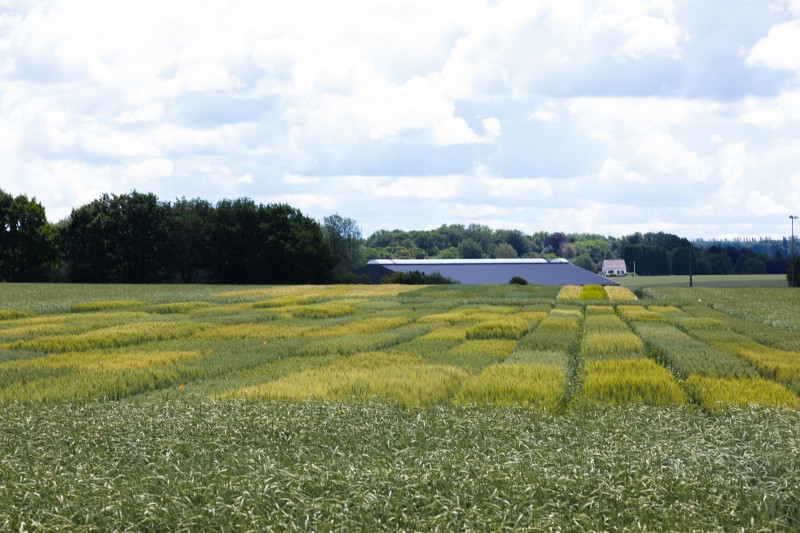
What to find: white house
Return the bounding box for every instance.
[602,259,627,276]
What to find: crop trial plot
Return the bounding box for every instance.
[0,284,798,412]
[3,284,800,530]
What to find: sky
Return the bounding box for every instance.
[2,0,800,239]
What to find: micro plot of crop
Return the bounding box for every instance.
[2,283,800,530]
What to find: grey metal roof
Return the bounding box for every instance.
[357,259,618,286]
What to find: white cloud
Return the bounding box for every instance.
[737,90,800,128]
[1,0,799,239]
[175,62,244,92]
[598,158,645,182]
[637,132,712,181]
[529,108,560,123]
[747,190,785,216]
[479,176,553,199]
[125,158,174,181]
[588,1,684,61]
[747,19,800,73]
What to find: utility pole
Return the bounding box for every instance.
[792,215,798,288]
[689,247,693,288]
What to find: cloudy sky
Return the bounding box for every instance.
[2,0,800,238]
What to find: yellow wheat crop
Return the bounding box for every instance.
[604,286,638,301]
[582,358,687,406]
[683,375,800,412]
[224,352,467,408]
[556,285,583,300]
[455,363,566,411]
[303,316,411,338]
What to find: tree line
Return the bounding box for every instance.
[365,225,794,277]
[1,189,362,284]
[1,187,798,285]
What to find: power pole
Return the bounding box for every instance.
[792,215,798,288]
[689,247,693,288]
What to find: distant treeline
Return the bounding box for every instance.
[365,225,794,277]
[0,189,358,284]
[1,188,797,284]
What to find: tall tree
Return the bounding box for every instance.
[322,214,363,276]
[109,192,170,283]
[210,199,335,284]
[169,198,213,283]
[61,194,115,282]
[0,190,58,281]
[62,192,171,283]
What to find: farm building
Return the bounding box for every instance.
[357,258,620,286]
[601,259,628,277]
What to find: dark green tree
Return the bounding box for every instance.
[458,238,483,259]
[788,256,800,287]
[61,192,170,283]
[571,254,597,272]
[169,198,213,283]
[210,199,334,284]
[0,190,58,281]
[61,194,115,282]
[670,247,698,276]
[623,244,669,276]
[322,214,363,276]
[110,192,171,283]
[543,232,568,255]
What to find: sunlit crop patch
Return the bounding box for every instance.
[219,284,419,302]
[146,302,214,314]
[447,339,518,360]
[579,285,608,301]
[419,326,471,341]
[303,316,411,338]
[581,358,687,406]
[455,363,566,411]
[195,322,314,341]
[0,310,34,321]
[683,375,800,412]
[647,305,683,315]
[223,352,467,408]
[70,300,144,312]
[1,350,202,371]
[295,325,426,357]
[292,302,357,319]
[0,350,202,403]
[711,342,800,391]
[670,317,730,331]
[556,285,582,300]
[581,332,644,359]
[8,322,208,354]
[510,310,549,324]
[466,318,529,340]
[617,305,665,323]
[604,285,637,301]
[586,305,615,316]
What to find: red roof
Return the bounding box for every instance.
[602,260,627,270]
